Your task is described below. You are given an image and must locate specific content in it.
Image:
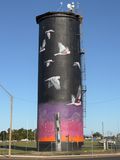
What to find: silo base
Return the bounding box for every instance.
[37,142,83,151]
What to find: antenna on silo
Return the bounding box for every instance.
[57,2,63,11]
[75,1,80,13]
[67,2,75,13]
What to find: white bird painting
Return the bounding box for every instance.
[45,30,55,39]
[44,59,54,67]
[45,76,61,90]
[73,62,80,69]
[76,86,81,102]
[54,42,70,56]
[66,86,81,106]
[40,39,46,53]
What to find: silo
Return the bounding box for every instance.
[36,12,84,151]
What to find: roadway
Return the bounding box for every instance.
[0,157,120,160]
[1,154,120,160]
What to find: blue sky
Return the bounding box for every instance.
[0,0,120,136]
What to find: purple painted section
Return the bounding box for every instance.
[38,102,83,141]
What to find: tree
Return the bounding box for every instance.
[27,129,34,140]
[12,129,19,140]
[0,128,36,141]
[0,131,8,141]
[93,132,103,138]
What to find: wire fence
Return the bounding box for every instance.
[1,140,120,156]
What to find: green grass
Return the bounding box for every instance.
[0,140,118,155]
[0,141,36,155]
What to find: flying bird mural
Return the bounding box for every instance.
[40,39,46,53]
[44,59,54,67]
[54,42,70,56]
[45,76,61,90]
[45,30,55,39]
[67,86,81,106]
[73,62,80,69]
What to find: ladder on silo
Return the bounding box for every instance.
[80,49,87,128]
[80,16,87,128]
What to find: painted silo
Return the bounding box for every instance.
[36,12,84,151]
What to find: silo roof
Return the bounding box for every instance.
[36,12,82,24]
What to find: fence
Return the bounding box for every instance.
[1,139,120,156]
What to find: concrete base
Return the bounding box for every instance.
[37,142,83,151]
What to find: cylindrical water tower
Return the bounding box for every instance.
[36,12,84,151]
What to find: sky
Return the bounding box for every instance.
[0,0,120,136]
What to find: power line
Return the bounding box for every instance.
[87,96,120,105]
[14,96,37,104]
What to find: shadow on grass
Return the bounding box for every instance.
[0,145,37,151]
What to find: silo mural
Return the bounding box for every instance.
[36,12,84,151]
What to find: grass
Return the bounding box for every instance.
[0,141,36,155]
[0,140,118,155]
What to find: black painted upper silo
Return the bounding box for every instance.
[36,12,84,151]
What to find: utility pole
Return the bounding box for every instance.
[102,121,104,138]
[91,131,93,157]
[0,84,13,157]
[102,121,106,150]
